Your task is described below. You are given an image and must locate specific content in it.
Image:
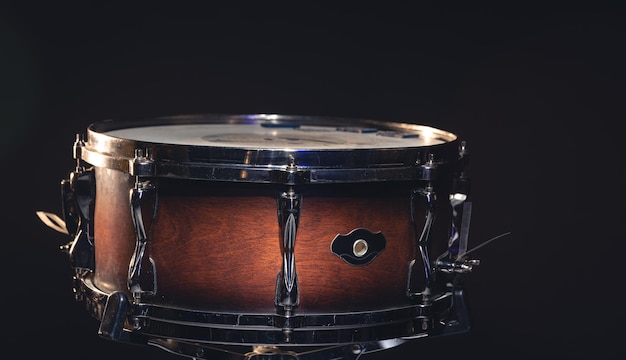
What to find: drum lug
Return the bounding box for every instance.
[128,179,158,300]
[275,182,302,325]
[407,184,437,300]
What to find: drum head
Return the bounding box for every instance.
[81,114,460,183]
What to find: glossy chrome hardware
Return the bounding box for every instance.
[128,170,158,301]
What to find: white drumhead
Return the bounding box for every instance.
[83,114,461,183]
[105,123,447,150]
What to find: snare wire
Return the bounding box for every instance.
[458,231,512,260]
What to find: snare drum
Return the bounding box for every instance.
[48,114,477,359]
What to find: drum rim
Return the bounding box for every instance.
[79,114,461,183]
[79,275,454,347]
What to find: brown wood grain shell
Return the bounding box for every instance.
[92,170,439,314]
[93,167,137,295]
[147,193,415,312]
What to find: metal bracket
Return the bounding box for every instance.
[435,140,480,274]
[129,148,155,177]
[274,156,303,342]
[128,177,158,301]
[98,291,148,345]
[275,187,301,317]
[407,184,437,299]
[60,164,96,272]
[417,153,438,181]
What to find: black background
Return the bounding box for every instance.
[2,2,625,359]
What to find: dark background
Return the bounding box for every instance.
[2,2,625,359]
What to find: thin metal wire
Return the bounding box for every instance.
[458,231,512,259]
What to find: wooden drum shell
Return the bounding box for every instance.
[93,167,435,313]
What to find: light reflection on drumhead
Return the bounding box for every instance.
[105,124,447,149]
[202,131,369,148]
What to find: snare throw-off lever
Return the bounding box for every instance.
[435,140,480,274]
[38,134,96,273]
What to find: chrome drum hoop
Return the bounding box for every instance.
[77,275,455,347]
[78,114,460,183]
